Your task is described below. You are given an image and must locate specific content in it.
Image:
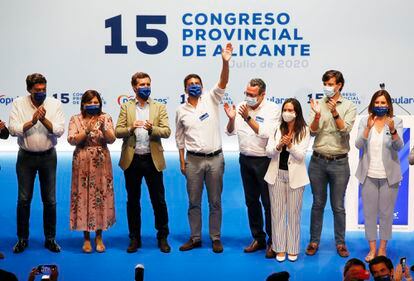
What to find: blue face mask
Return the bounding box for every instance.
[137,87,151,100]
[374,275,391,281]
[187,84,202,97]
[372,106,388,117]
[84,104,100,115]
[33,92,46,103]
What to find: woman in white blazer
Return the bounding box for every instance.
[264,98,310,262]
[355,88,403,262]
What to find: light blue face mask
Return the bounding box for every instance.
[245,96,258,107]
[187,84,202,97]
[323,86,335,98]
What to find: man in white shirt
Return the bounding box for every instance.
[175,43,233,253]
[9,73,65,253]
[224,78,280,258]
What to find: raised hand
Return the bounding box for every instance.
[386,116,395,132]
[221,43,233,62]
[310,99,320,114]
[367,114,376,129]
[326,98,337,114]
[0,120,5,130]
[238,104,249,120]
[224,103,236,120]
[144,120,153,131]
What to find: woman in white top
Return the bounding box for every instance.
[264,98,310,262]
[355,87,403,262]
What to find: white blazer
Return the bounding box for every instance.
[264,127,310,189]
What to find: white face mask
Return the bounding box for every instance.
[323,86,335,98]
[245,96,258,107]
[282,111,296,122]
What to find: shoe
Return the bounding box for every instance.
[95,237,106,253]
[158,238,171,253]
[265,244,276,259]
[82,240,92,253]
[0,252,4,259]
[287,254,298,262]
[365,251,376,262]
[127,239,141,253]
[13,239,28,253]
[243,239,266,253]
[179,239,202,251]
[44,239,61,253]
[276,252,286,262]
[212,240,223,253]
[336,244,350,258]
[305,242,319,256]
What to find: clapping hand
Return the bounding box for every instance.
[224,103,236,120]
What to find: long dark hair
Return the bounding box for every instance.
[80,90,103,117]
[279,98,307,143]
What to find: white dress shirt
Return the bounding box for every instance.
[9,95,65,152]
[367,128,387,178]
[175,84,225,153]
[134,100,150,154]
[226,100,280,157]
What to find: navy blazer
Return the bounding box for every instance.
[355,116,403,186]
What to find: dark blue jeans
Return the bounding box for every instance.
[309,155,350,245]
[16,148,57,240]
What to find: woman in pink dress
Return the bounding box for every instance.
[67,90,116,253]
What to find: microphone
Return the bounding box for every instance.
[135,264,144,281]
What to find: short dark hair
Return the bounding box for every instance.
[249,78,266,94]
[131,72,151,87]
[80,90,103,117]
[26,73,47,91]
[0,269,18,281]
[183,74,203,90]
[266,271,290,281]
[368,89,394,117]
[322,70,345,91]
[344,258,366,277]
[369,256,394,275]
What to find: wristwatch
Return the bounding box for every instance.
[245,115,252,122]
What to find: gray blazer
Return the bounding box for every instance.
[355,116,403,186]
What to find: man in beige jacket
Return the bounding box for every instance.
[116,72,171,253]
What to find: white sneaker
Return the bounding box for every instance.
[276,253,286,262]
[287,254,298,262]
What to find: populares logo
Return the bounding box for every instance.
[0,94,14,106]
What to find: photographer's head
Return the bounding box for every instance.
[369,256,394,281]
[343,258,368,281]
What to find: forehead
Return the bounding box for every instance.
[372,263,388,272]
[246,85,260,94]
[324,77,338,85]
[135,77,151,85]
[283,102,294,110]
[186,77,202,86]
[374,95,387,103]
[32,83,46,90]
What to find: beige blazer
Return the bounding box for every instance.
[115,98,171,171]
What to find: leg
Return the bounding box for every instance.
[16,149,37,240]
[286,185,304,255]
[308,156,329,244]
[205,154,224,241]
[257,158,272,243]
[327,157,350,246]
[269,171,288,254]
[239,155,266,243]
[124,155,144,241]
[95,229,105,253]
[38,149,57,240]
[378,179,399,255]
[143,157,169,239]
[185,154,205,242]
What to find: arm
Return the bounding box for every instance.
[287,128,310,162]
[337,103,357,136]
[43,102,65,137]
[115,103,131,138]
[224,103,236,135]
[175,110,186,175]
[179,148,186,175]
[67,116,88,145]
[265,127,281,158]
[217,43,233,89]
[0,121,9,139]
[101,114,116,144]
[390,117,404,151]
[150,104,171,139]
[9,101,37,136]
[355,117,369,149]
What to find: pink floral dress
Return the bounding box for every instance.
[68,113,116,231]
